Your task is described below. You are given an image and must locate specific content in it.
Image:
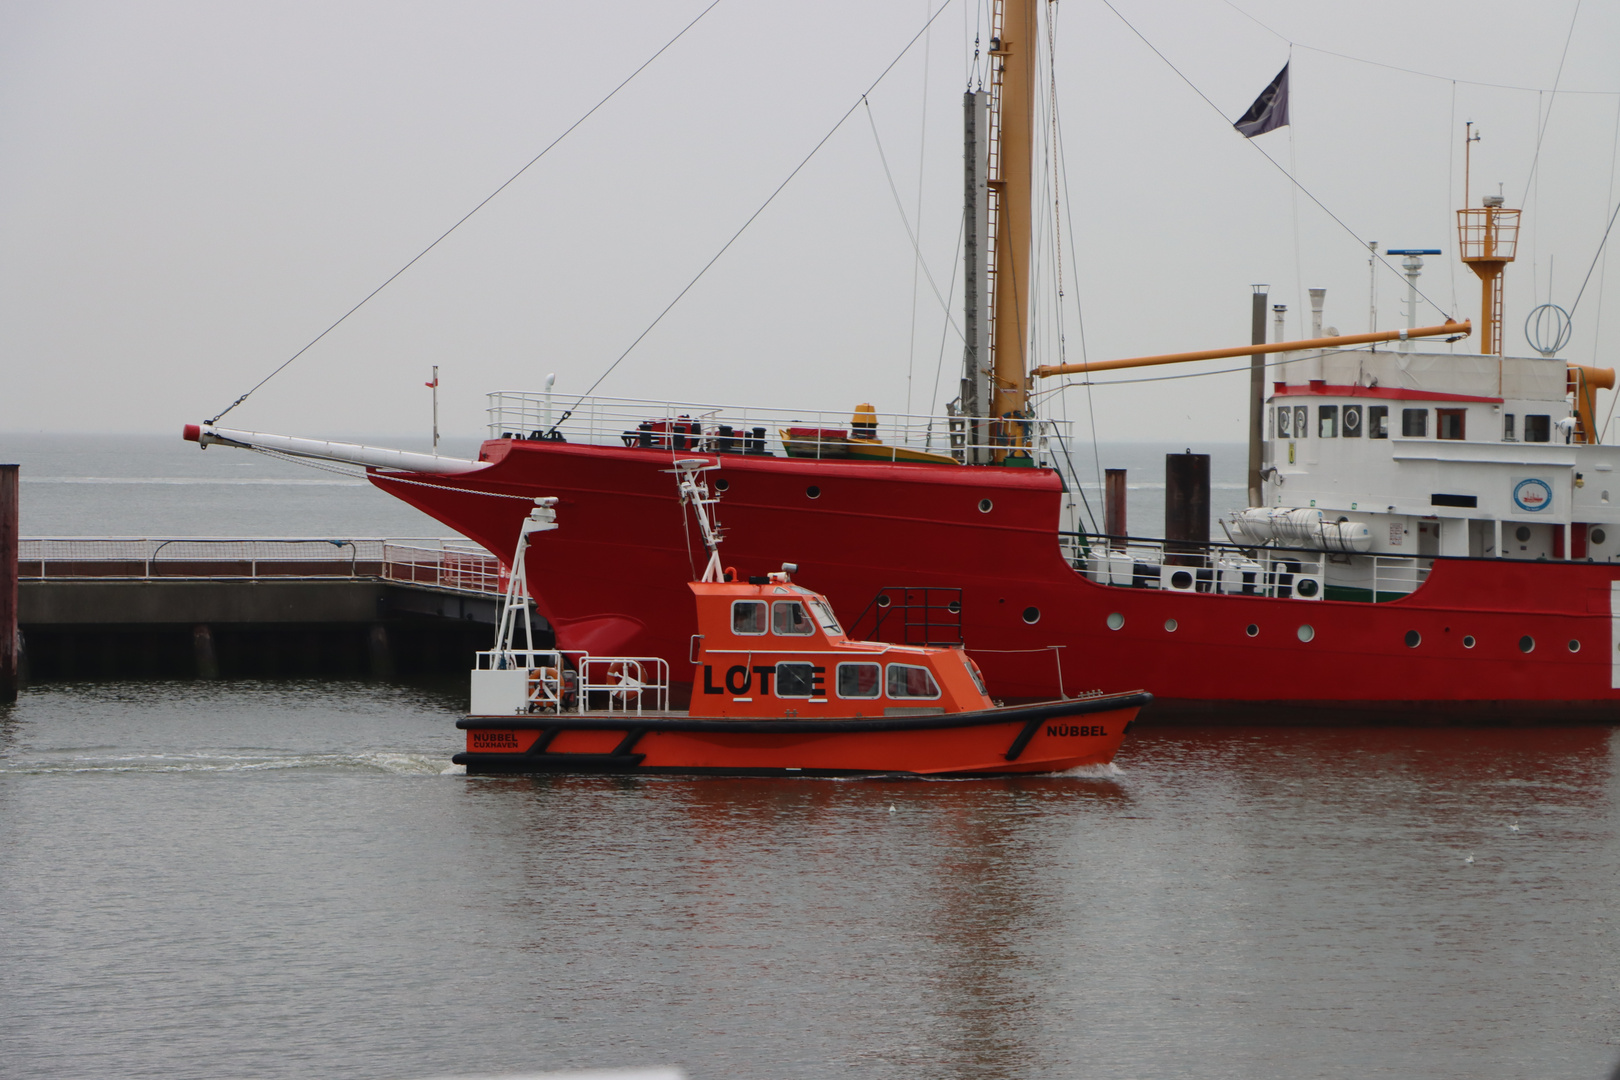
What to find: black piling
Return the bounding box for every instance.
[1165,452,1210,566]
[1,464,17,703]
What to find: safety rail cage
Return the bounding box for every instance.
[19,537,504,595]
[847,587,965,646]
[484,392,1074,469]
[473,649,671,715]
[1061,532,1433,603]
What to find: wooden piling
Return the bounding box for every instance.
[1,464,17,703]
[1104,469,1127,551]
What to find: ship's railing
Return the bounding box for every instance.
[1059,532,1433,602]
[19,537,504,596]
[485,391,1074,466]
[474,649,671,714]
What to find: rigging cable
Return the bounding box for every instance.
[904,0,934,416]
[548,0,962,436]
[1517,0,1583,207]
[1591,96,1620,439]
[204,0,725,427]
[1216,0,1618,97]
[1096,0,1452,320]
[864,99,966,343]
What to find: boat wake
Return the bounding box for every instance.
[2,750,458,776]
[1050,761,1125,778]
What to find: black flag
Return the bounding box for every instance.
[1234,63,1289,138]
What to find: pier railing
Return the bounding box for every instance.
[19,538,504,595]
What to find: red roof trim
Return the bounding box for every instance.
[1272,383,1503,404]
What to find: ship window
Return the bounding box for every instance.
[1369,405,1389,438]
[1293,406,1309,438]
[1402,409,1428,437]
[1318,405,1338,438]
[1524,415,1551,443]
[886,663,941,699]
[1437,408,1466,440]
[1504,414,1517,441]
[1277,406,1292,438]
[836,662,881,698]
[731,600,766,635]
[775,662,817,698]
[1515,525,1532,542]
[1342,405,1363,437]
[808,598,842,635]
[1593,528,1608,546]
[772,600,815,636]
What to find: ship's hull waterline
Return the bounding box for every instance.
[373,438,1620,724]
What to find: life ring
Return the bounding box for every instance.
[607,661,643,707]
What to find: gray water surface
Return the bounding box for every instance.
[3,682,1616,1079]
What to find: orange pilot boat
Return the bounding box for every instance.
[454,460,1147,777]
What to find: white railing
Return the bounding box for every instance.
[19,537,504,595]
[485,391,1074,467]
[1062,533,1432,602]
[474,649,671,714]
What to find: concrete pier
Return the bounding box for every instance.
[15,538,543,681]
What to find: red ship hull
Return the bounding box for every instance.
[374,439,1620,722]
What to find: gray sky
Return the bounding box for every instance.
[2,0,1617,445]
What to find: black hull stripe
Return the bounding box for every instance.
[457,691,1150,734]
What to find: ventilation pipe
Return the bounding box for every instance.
[1307,288,1327,385]
[1165,453,1210,568]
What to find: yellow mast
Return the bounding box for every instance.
[987,0,1035,448]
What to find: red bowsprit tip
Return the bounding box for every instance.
[182,424,201,442]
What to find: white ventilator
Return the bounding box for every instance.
[1227,507,1374,553]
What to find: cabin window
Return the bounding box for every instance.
[836,662,881,698]
[1318,405,1338,438]
[1276,406,1292,438]
[808,597,842,635]
[1437,408,1466,440]
[1293,406,1309,439]
[775,662,818,698]
[1402,408,1428,437]
[1524,414,1551,443]
[1503,414,1516,441]
[1369,405,1389,438]
[772,600,815,636]
[1342,405,1362,437]
[731,600,766,635]
[886,663,941,699]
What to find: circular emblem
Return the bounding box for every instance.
[1513,477,1553,513]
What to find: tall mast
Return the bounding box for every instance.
[987,0,1035,444]
[960,88,991,464]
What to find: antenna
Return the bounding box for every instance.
[673,458,726,583]
[425,366,440,455]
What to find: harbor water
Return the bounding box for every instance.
[2,683,1617,1078]
[3,434,1617,1077]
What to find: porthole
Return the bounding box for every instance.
[806,485,821,499]
[1515,525,1532,542]
[876,594,892,608]
[1463,635,1476,649]
[1022,606,1041,624]
[1519,635,1535,654]
[1297,624,1315,643]
[978,498,993,513]
[1568,639,1581,653]
[947,600,961,613]
[1164,618,1178,632]
[1405,630,1421,648]
[1593,528,1608,546]
[714,478,730,491]
[1295,577,1320,598]
[1106,612,1124,631]
[1245,624,1259,637]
